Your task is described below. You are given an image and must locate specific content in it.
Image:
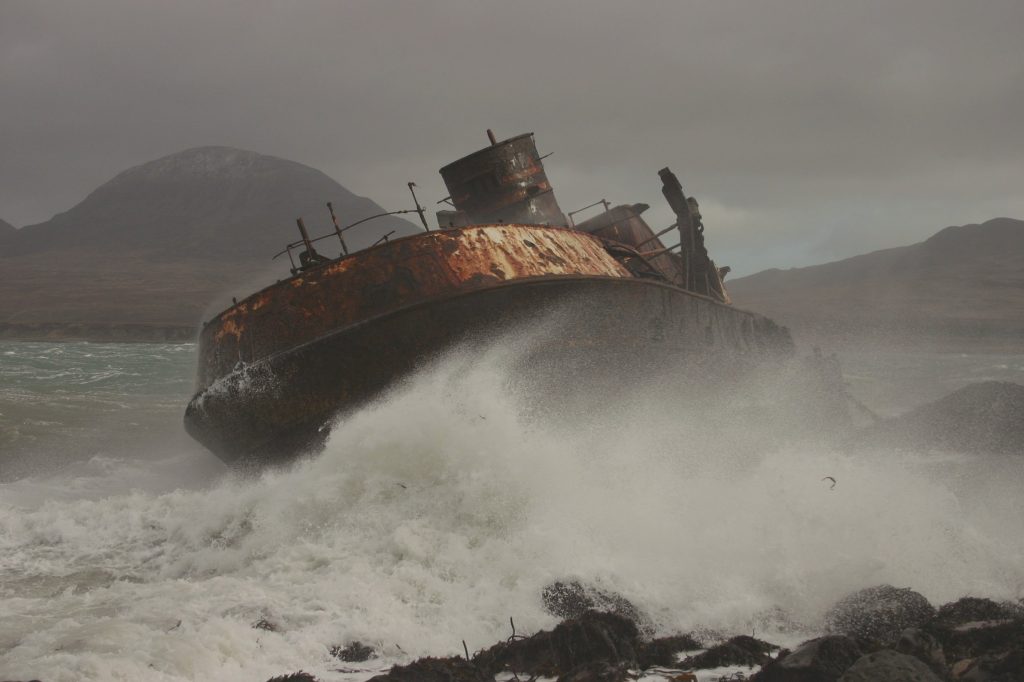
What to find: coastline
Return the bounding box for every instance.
[0,322,197,344]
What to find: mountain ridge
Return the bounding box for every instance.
[6,145,413,260]
[728,217,1024,349]
[0,146,420,332]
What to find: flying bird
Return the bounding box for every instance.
[822,476,837,490]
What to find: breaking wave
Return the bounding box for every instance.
[2,335,1023,681]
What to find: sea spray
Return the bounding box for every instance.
[1,337,1023,681]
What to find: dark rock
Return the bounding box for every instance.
[752,635,863,682]
[856,382,1024,456]
[637,633,701,668]
[253,618,279,632]
[837,649,942,681]
[556,661,634,682]
[365,656,490,682]
[266,673,319,682]
[895,628,947,677]
[474,611,640,677]
[825,585,936,644]
[936,598,1021,626]
[330,641,375,662]
[542,580,650,632]
[682,635,777,670]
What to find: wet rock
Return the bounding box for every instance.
[365,656,490,682]
[936,598,1022,627]
[329,641,375,662]
[856,381,1024,455]
[637,633,702,668]
[826,585,935,644]
[542,580,650,632]
[752,635,864,682]
[266,673,319,682]
[474,610,639,677]
[681,635,777,670]
[895,628,947,677]
[837,649,942,681]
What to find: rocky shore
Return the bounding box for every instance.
[4,585,1022,682]
[246,583,1023,682]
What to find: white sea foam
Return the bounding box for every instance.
[1,338,1023,681]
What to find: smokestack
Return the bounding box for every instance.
[439,132,568,226]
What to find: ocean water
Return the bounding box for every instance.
[1,337,1023,681]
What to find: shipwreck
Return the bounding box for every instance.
[185,130,794,466]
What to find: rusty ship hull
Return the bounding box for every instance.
[185,129,802,466]
[185,223,792,466]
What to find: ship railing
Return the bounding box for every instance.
[567,198,611,226]
[272,183,432,275]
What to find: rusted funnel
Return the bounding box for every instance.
[439,131,568,226]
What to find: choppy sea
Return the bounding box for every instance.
[1,339,1023,681]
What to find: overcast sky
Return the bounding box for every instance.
[2,0,1022,274]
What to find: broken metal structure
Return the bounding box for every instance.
[185,130,794,466]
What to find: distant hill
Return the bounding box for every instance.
[0,147,420,339]
[728,218,1024,349]
[0,218,15,238]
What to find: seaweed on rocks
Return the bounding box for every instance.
[681,635,777,670]
[474,610,640,678]
[636,633,702,668]
[555,661,634,682]
[365,656,491,682]
[368,611,646,682]
[265,673,319,682]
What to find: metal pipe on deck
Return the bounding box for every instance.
[296,218,318,257]
[326,202,349,255]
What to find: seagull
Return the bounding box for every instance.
[822,476,837,490]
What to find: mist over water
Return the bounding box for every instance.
[1,335,1023,681]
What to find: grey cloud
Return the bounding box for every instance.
[2,0,1022,274]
